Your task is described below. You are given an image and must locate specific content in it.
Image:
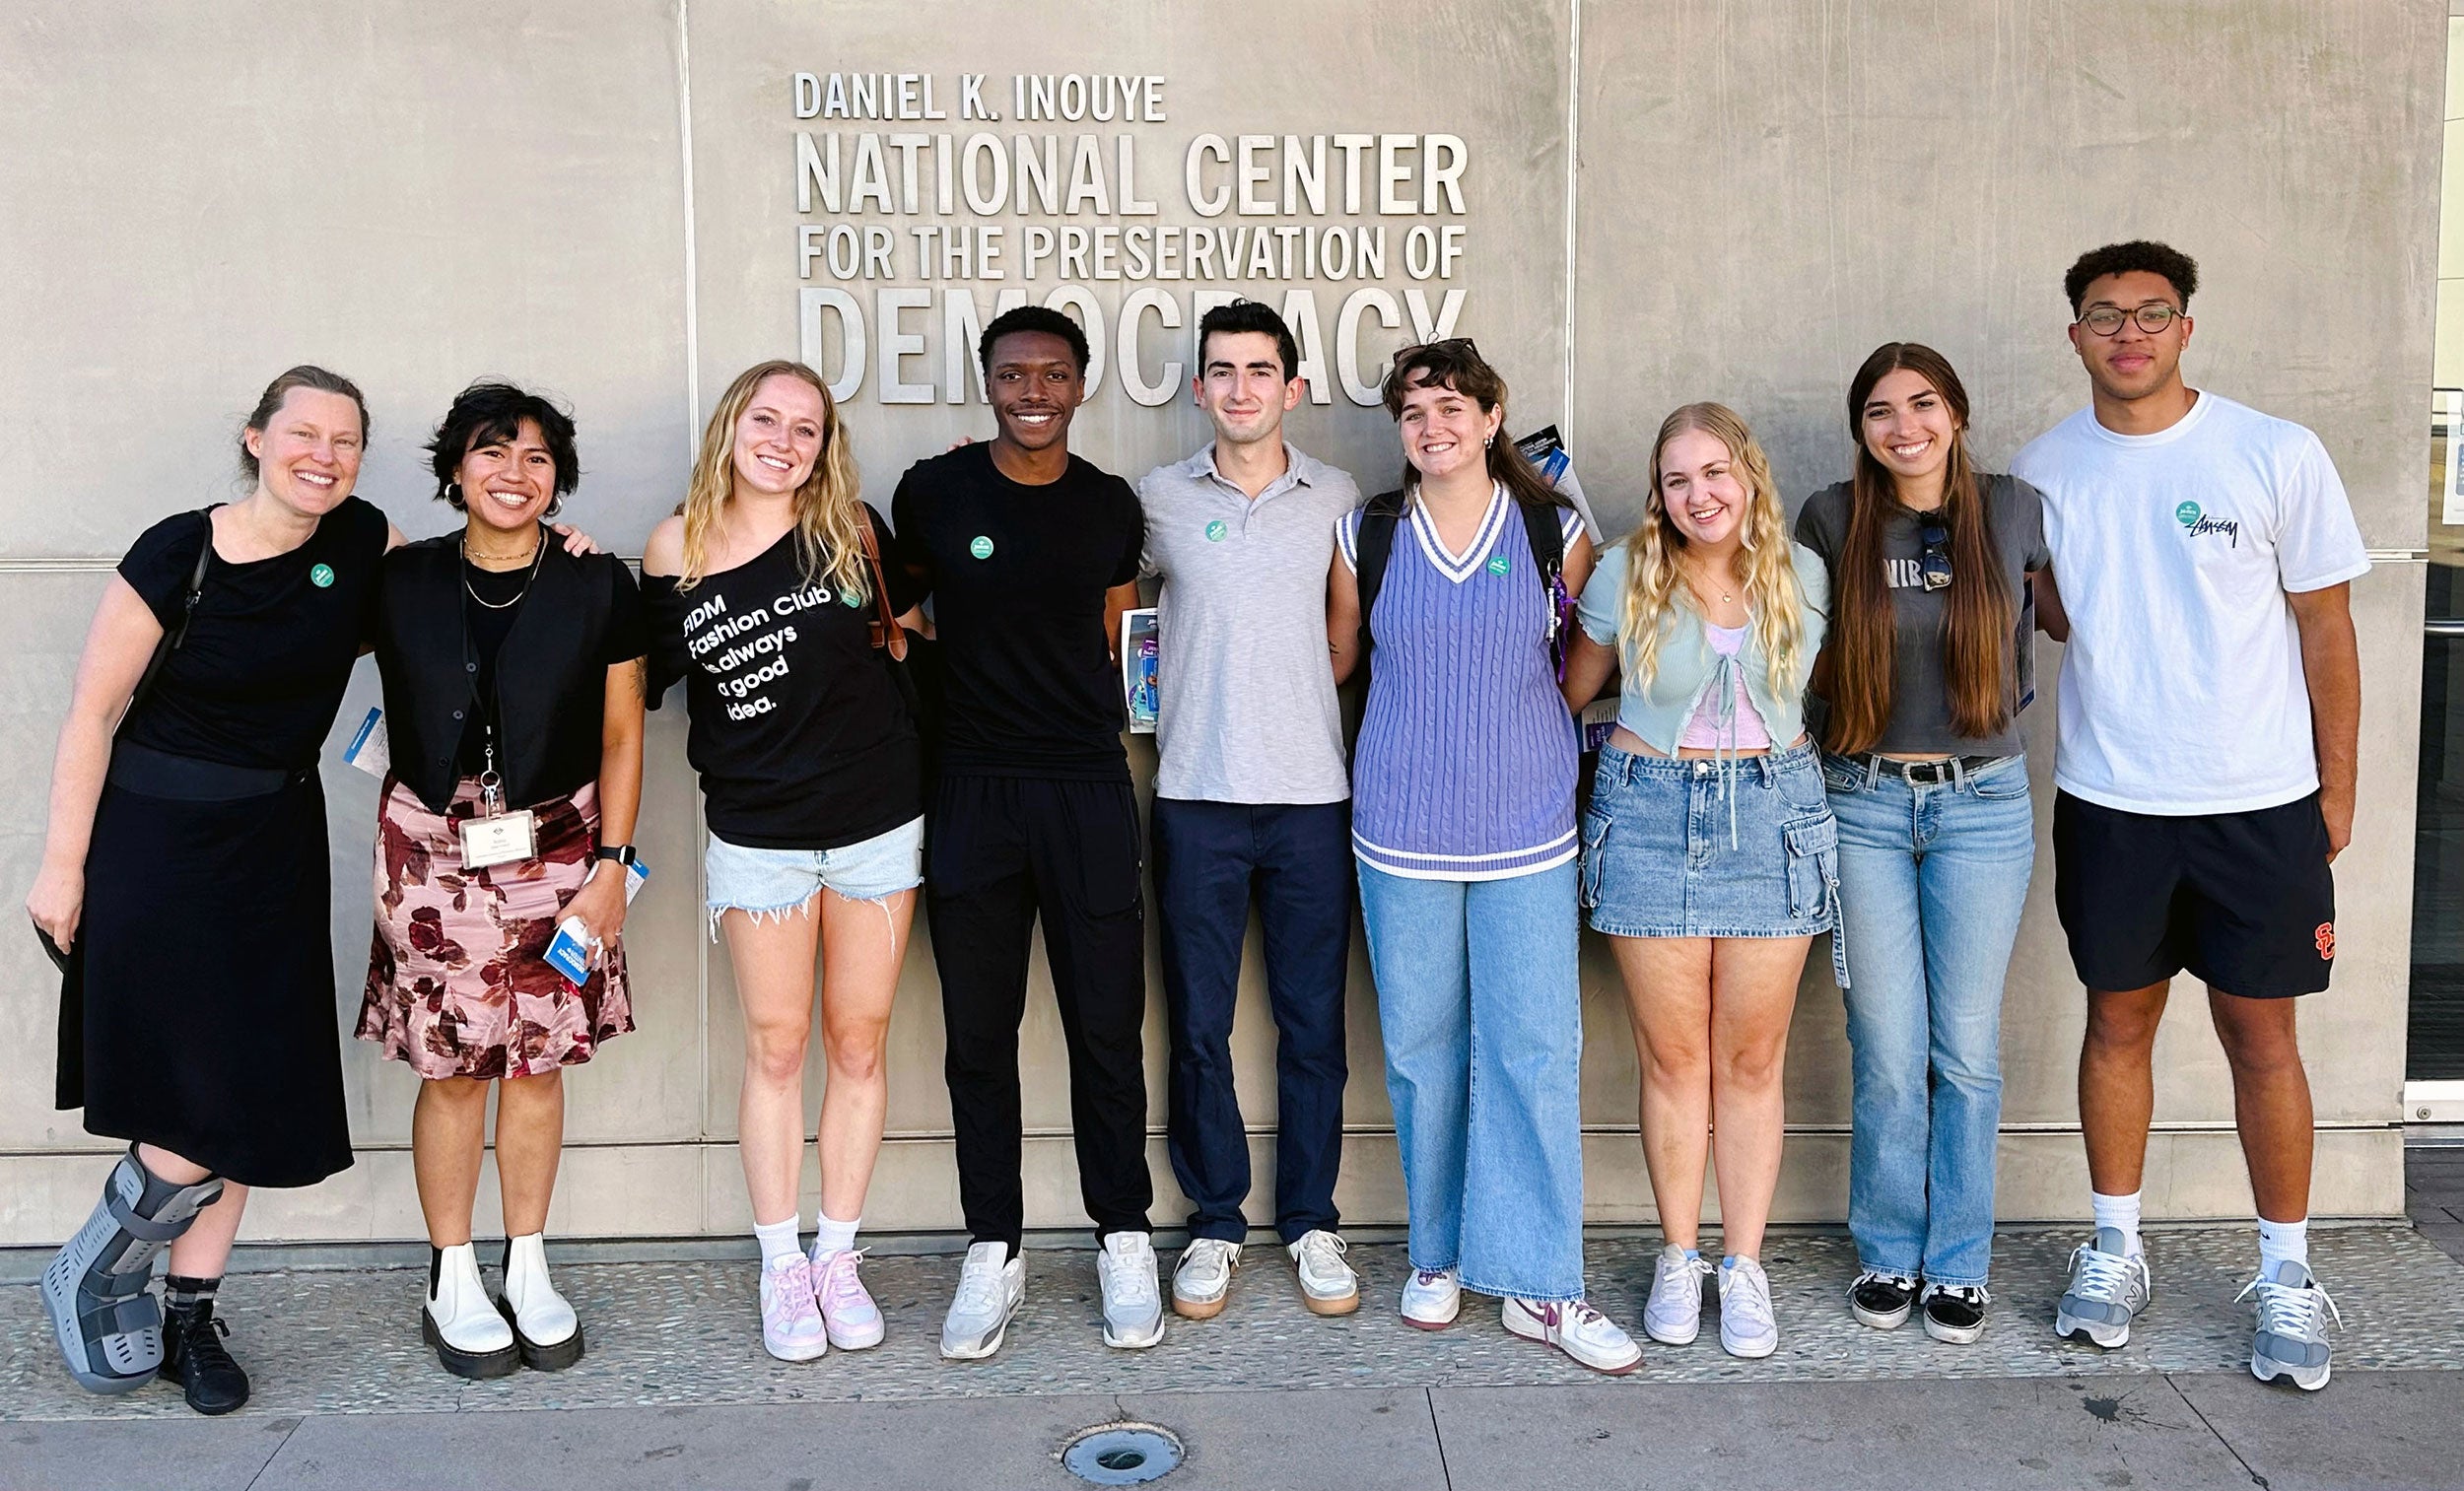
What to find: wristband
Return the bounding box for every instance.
[595,845,639,867]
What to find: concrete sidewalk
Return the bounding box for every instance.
[11,1371,2464,1490]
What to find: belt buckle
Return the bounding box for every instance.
[1903,759,1950,785]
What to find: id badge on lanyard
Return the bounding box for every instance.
[458,732,536,870]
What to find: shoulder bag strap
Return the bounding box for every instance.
[117,507,216,738]
[855,513,908,662]
[1517,498,1572,677]
[1352,489,1406,659]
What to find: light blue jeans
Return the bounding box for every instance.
[1357,858,1585,1301]
[1824,754,2034,1289]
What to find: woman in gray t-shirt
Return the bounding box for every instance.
[1794,342,2052,1348]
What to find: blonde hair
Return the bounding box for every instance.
[675,361,868,600]
[1620,402,1807,700]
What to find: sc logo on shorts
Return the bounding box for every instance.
[2314,922,2335,960]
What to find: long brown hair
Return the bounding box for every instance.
[674,362,867,599]
[1379,340,1569,516]
[1819,343,2013,754]
[1620,403,1806,698]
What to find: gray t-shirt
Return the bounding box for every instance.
[1137,442,1362,803]
[1794,472,2051,757]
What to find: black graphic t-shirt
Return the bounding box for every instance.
[1795,473,2052,757]
[890,442,1144,780]
[643,505,922,849]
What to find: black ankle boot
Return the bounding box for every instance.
[161,1300,250,1415]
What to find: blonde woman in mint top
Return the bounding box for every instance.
[1561,401,1834,1362]
[1325,341,1640,1376]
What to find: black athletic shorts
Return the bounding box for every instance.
[2051,789,2336,999]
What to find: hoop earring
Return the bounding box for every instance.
[1483,435,1494,449]
[446,481,463,508]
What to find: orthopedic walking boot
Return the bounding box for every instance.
[160,1291,250,1415]
[40,1146,226,1393]
[496,1234,583,1371]
[421,1243,519,1380]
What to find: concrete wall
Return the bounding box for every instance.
[0,0,2439,1247]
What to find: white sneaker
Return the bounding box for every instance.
[1287,1231,1360,1317]
[757,1253,828,1363]
[1502,1297,1644,1375]
[2054,1227,2153,1350]
[423,1242,519,1379]
[1717,1255,1778,1359]
[1172,1238,1240,1321]
[1643,1245,1712,1346]
[811,1245,885,1351]
[497,1233,583,1370]
[1098,1233,1165,1349]
[939,1241,1025,1361]
[1400,1265,1461,1330]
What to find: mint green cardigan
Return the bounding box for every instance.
[1573,539,1831,755]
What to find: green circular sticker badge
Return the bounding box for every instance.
[969,535,995,560]
[308,563,335,588]
[1485,554,1510,576]
[1204,519,1228,542]
[2174,501,2202,527]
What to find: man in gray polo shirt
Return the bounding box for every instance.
[1138,300,1363,1322]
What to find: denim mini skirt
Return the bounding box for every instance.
[1580,740,1840,945]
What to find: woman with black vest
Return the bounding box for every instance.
[358,382,648,1379]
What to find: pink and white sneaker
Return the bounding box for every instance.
[759,1254,828,1362]
[1502,1296,1644,1375]
[812,1246,885,1351]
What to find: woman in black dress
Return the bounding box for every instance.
[30,366,391,1415]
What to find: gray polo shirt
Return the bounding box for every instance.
[1137,441,1362,804]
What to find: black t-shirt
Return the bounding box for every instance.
[890,443,1144,780]
[116,498,389,771]
[455,553,649,779]
[1794,473,2052,757]
[644,506,922,849]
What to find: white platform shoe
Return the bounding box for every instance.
[423,1242,519,1380]
[498,1234,584,1371]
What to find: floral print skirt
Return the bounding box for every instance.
[358,776,632,1080]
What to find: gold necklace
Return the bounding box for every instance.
[461,531,546,609]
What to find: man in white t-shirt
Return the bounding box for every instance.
[2012,240,2365,1392]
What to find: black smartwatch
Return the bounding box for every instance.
[595,845,639,867]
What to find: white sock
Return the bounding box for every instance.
[2090,1189,2143,1256]
[753,1215,803,1265]
[812,1211,859,1255]
[2257,1216,2309,1274]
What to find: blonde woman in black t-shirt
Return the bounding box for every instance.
[1794,343,2052,1346]
[642,361,923,1364]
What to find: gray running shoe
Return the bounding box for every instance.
[939,1241,1025,1360]
[2236,1258,2341,1391]
[2054,1227,2152,1349]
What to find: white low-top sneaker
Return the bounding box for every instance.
[1400,1265,1461,1330]
[1502,1297,1644,1375]
[1287,1231,1360,1317]
[939,1241,1025,1361]
[812,1246,885,1351]
[1643,1245,1712,1346]
[1098,1232,1166,1349]
[1717,1255,1778,1359]
[1172,1238,1240,1321]
[756,1253,828,1364]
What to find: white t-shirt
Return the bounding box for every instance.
[2010,390,2369,816]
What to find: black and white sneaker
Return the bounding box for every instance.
[1922,1283,1989,1344]
[1849,1270,1918,1330]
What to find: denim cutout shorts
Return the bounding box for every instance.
[1579,740,1839,942]
[704,814,925,933]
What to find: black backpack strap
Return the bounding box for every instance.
[1352,488,1406,658]
[1518,498,1572,673]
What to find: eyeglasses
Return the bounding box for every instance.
[1918,518,1953,592]
[2076,304,2185,337]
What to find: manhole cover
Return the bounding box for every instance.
[1061,1424,1183,1485]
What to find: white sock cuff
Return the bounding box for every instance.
[753,1215,803,1264]
[812,1211,860,1254]
[2256,1215,2310,1268]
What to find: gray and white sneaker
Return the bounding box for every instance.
[939,1241,1026,1361]
[1098,1232,1166,1349]
[2236,1258,2341,1391]
[1716,1255,1778,1359]
[1287,1231,1360,1316]
[2054,1227,2152,1349]
[1173,1237,1240,1320]
[1644,1245,1712,1346]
